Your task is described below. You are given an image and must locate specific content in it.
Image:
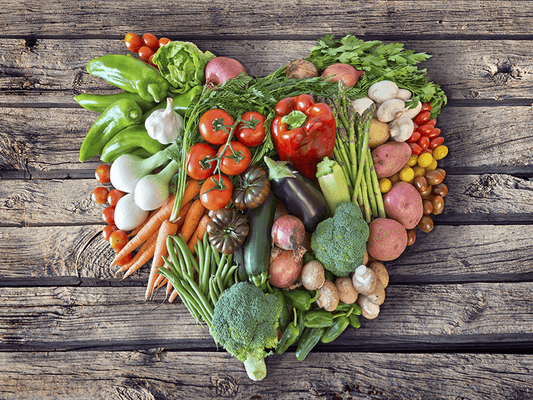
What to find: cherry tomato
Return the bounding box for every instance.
[159,37,171,46]
[418,124,435,137]
[124,33,143,53]
[413,176,428,192]
[429,136,445,150]
[138,46,154,63]
[406,229,416,246]
[427,127,441,139]
[432,195,445,215]
[433,183,449,198]
[408,130,421,143]
[102,224,118,241]
[187,143,217,180]
[425,170,445,185]
[107,189,125,207]
[102,206,115,224]
[148,54,157,68]
[236,111,267,147]
[421,102,433,112]
[91,187,109,204]
[115,252,132,267]
[414,111,431,126]
[109,229,128,250]
[417,136,430,150]
[95,164,111,183]
[217,141,252,176]
[426,119,437,127]
[200,174,233,211]
[418,215,434,233]
[423,199,434,215]
[409,142,423,155]
[142,33,159,52]
[199,109,235,145]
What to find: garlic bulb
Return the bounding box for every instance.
[145,97,184,144]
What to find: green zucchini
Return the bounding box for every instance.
[243,191,277,286]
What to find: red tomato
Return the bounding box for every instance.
[102,206,115,224]
[187,143,217,180]
[429,137,445,150]
[408,130,421,143]
[148,54,157,68]
[199,109,235,145]
[418,124,435,137]
[91,187,109,204]
[159,37,171,46]
[421,102,433,112]
[102,224,118,241]
[109,230,128,250]
[115,252,132,267]
[414,111,431,126]
[95,164,111,183]
[107,189,125,207]
[124,33,143,53]
[236,111,267,147]
[418,136,430,150]
[138,46,154,63]
[427,127,441,139]
[409,142,423,155]
[142,33,159,52]
[426,119,437,127]
[200,175,233,211]
[217,141,251,176]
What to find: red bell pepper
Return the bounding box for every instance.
[271,94,336,181]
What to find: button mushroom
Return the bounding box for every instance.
[316,280,340,312]
[335,277,359,304]
[400,101,423,120]
[351,264,377,296]
[301,260,326,291]
[369,261,389,288]
[396,88,412,101]
[377,99,405,123]
[367,80,399,103]
[357,294,380,320]
[366,280,386,306]
[389,116,415,142]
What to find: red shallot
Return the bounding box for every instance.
[268,249,303,289]
[205,56,247,89]
[271,215,306,258]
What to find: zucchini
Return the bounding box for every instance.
[243,191,277,286]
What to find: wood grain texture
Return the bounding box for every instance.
[0,350,531,400]
[0,283,532,352]
[1,38,533,106]
[1,106,533,177]
[1,1,533,38]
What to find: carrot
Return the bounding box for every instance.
[122,239,157,280]
[145,219,178,300]
[169,179,202,223]
[180,199,207,243]
[114,230,158,276]
[168,289,178,303]
[187,214,211,254]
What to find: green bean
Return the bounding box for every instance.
[209,276,219,305]
[201,240,212,296]
[166,237,183,278]
[181,273,214,322]
[172,236,195,278]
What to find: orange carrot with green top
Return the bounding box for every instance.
[180,199,206,243]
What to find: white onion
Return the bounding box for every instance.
[114,193,148,231]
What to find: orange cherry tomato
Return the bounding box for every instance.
[109,230,128,250]
[107,189,125,207]
[91,187,109,204]
[95,164,111,183]
[102,224,118,241]
[142,33,160,52]
[102,206,115,224]
[138,46,154,63]
[159,37,171,46]
[124,33,143,53]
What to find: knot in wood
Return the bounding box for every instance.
[212,375,238,397]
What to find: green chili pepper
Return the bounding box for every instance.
[284,289,318,311]
[87,54,169,103]
[348,313,361,329]
[272,288,291,332]
[335,301,362,316]
[321,315,350,343]
[100,124,167,163]
[295,327,325,361]
[130,148,151,159]
[74,91,157,114]
[276,309,300,355]
[79,98,142,162]
[140,85,203,120]
[303,309,334,328]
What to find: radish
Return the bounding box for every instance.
[205,56,247,88]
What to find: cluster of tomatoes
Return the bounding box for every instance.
[189,109,267,211]
[123,32,171,66]
[90,164,131,266]
[378,102,449,246]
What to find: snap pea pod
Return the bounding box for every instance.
[295,327,325,361]
[321,315,350,343]
[74,91,157,114]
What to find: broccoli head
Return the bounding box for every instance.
[310,201,369,277]
[210,282,282,381]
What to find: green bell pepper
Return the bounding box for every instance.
[100,124,167,163]
[79,98,142,162]
[86,54,169,103]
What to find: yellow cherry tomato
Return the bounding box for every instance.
[433,145,449,160]
[413,166,426,177]
[407,154,418,167]
[417,152,434,168]
[379,178,392,193]
[426,158,438,171]
[399,167,415,182]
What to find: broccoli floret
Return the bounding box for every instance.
[210,282,282,381]
[310,201,369,277]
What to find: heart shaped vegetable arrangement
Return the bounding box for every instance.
[77,32,448,381]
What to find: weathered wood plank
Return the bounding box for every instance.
[1,106,532,177]
[1,1,533,38]
[1,224,532,284]
[0,283,532,352]
[2,174,533,227]
[0,350,531,400]
[1,38,533,105]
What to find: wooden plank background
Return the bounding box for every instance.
[1,0,533,398]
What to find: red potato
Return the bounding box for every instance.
[371,141,412,179]
[367,218,408,261]
[383,182,424,229]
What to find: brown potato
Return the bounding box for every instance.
[368,118,391,148]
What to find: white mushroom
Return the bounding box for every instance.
[356,294,380,320]
[400,101,423,120]
[396,88,412,101]
[389,116,415,142]
[367,80,399,103]
[351,264,377,296]
[352,96,375,116]
[369,261,389,288]
[377,99,405,123]
[335,277,359,304]
[316,280,340,312]
[366,280,386,306]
